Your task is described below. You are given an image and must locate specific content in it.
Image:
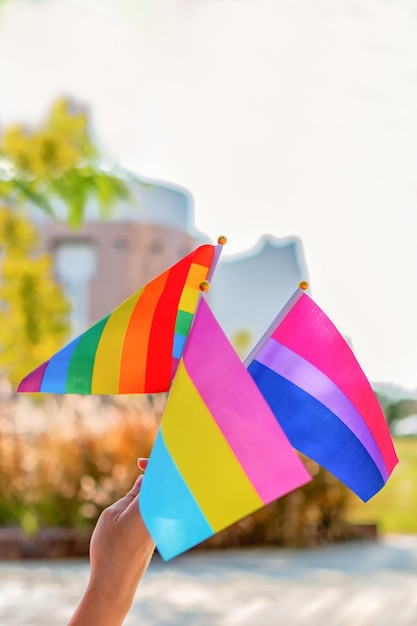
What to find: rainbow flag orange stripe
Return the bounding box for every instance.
[17,244,222,395]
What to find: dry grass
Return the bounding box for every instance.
[0,389,161,533]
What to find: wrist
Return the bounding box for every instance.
[67,583,131,626]
[87,579,135,622]
[93,539,155,612]
[68,542,155,626]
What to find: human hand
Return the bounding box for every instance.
[68,459,155,626]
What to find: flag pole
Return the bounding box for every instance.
[179,234,227,360]
[243,281,309,368]
[206,235,227,281]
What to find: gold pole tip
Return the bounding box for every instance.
[299,281,309,291]
[217,235,227,245]
[199,280,210,292]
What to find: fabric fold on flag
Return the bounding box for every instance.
[17,243,222,395]
[246,287,398,502]
[140,298,311,560]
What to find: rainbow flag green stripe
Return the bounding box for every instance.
[66,316,110,393]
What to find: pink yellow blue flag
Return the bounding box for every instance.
[139,298,311,560]
[17,243,223,395]
[246,285,398,502]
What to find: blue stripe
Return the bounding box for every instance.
[248,361,385,502]
[139,430,213,560]
[172,333,187,359]
[40,336,80,393]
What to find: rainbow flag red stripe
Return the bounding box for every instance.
[17,244,222,394]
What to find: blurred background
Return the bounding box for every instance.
[0,1,417,624]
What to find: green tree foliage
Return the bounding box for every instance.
[0,98,129,227]
[0,98,130,385]
[375,391,417,429]
[0,206,70,386]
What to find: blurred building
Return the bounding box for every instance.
[37,174,309,350]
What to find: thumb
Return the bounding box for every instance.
[109,475,143,517]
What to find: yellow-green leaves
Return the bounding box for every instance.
[0,207,70,386]
[0,98,129,227]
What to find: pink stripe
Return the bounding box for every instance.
[17,360,49,392]
[273,293,398,472]
[183,300,311,503]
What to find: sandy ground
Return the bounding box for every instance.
[1,535,417,625]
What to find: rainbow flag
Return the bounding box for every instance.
[139,298,311,560]
[246,286,398,502]
[17,243,223,394]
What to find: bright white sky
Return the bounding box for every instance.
[1,0,417,391]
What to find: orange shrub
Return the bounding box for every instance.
[0,392,161,533]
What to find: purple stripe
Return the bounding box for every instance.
[183,300,311,503]
[170,357,180,384]
[17,360,49,392]
[255,339,388,481]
